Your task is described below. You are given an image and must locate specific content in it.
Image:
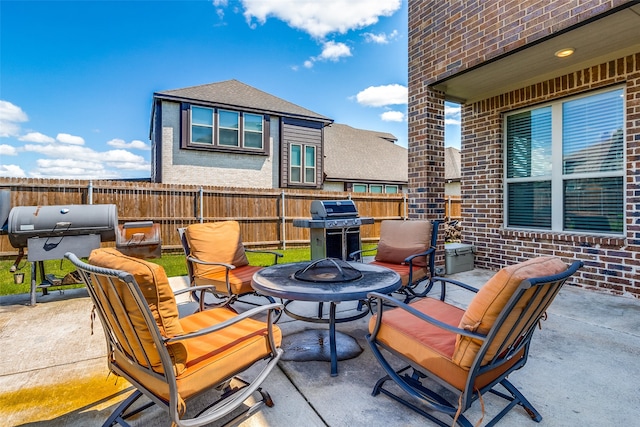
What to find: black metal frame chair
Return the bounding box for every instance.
[367,258,583,426]
[178,224,282,309]
[66,250,283,427]
[351,219,442,302]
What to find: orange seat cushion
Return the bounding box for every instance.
[193,264,263,296]
[370,297,522,391]
[369,260,427,287]
[89,248,187,375]
[116,306,282,401]
[375,220,432,267]
[453,256,567,369]
[185,221,250,279]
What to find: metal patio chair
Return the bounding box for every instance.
[367,256,583,426]
[66,248,283,427]
[351,219,442,302]
[178,221,282,308]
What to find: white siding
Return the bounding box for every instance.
[160,100,276,187]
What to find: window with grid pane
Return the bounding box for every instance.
[505,88,624,235]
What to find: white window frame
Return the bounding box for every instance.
[503,86,625,236]
[290,144,316,184]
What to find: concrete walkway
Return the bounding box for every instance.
[1,268,639,427]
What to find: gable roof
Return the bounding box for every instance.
[445,147,461,181]
[154,79,332,123]
[323,123,407,184]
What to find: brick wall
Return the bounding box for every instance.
[460,53,640,297]
[408,0,639,296]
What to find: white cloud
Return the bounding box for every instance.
[19,132,56,143]
[318,41,351,61]
[0,164,26,178]
[24,144,150,178]
[355,84,407,107]
[56,133,85,145]
[1,144,18,156]
[363,29,398,44]
[303,60,314,69]
[381,111,405,122]
[0,100,28,137]
[107,138,150,150]
[239,0,401,39]
[445,103,461,126]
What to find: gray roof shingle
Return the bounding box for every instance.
[323,123,407,183]
[445,147,461,181]
[155,79,331,122]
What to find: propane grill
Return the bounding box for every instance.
[7,204,118,305]
[293,200,373,261]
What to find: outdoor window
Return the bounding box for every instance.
[290,144,316,184]
[352,183,400,193]
[186,105,266,153]
[505,87,624,235]
[385,185,399,194]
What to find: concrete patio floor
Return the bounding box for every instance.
[1,268,639,427]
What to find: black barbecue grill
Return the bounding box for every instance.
[6,204,118,305]
[293,200,374,261]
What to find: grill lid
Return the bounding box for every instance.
[293,258,363,283]
[7,204,118,248]
[310,200,358,219]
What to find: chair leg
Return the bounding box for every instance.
[486,378,542,425]
[102,390,154,427]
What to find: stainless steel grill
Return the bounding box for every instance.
[293,200,373,261]
[7,204,118,305]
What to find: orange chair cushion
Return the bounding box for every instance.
[375,220,432,267]
[369,297,521,391]
[369,260,427,287]
[193,264,262,296]
[115,306,282,401]
[89,248,187,375]
[453,256,567,369]
[185,221,250,279]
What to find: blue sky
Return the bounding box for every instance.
[0,0,461,179]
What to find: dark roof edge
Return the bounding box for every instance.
[153,92,333,124]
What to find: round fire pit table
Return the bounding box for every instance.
[252,258,401,376]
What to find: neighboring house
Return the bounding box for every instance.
[444,147,460,196]
[149,79,406,192]
[408,1,639,296]
[323,123,407,193]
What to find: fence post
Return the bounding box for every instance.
[88,180,93,204]
[403,192,407,220]
[281,190,286,250]
[198,186,204,223]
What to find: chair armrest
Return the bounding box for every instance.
[166,302,284,342]
[349,246,378,262]
[245,249,283,265]
[187,255,235,270]
[404,246,435,264]
[367,292,485,340]
[429,275,479,301]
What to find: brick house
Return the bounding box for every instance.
[408,1,639,296]
[150,80,407,193]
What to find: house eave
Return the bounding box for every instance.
[430,3,640,103]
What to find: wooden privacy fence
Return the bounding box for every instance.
[445,196,462,220]
[0,178,408,256]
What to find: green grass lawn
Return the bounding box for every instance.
[0,245,376,297]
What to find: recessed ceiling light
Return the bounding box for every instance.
[555,48,575,58]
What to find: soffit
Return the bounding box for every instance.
[431,4,640,103]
